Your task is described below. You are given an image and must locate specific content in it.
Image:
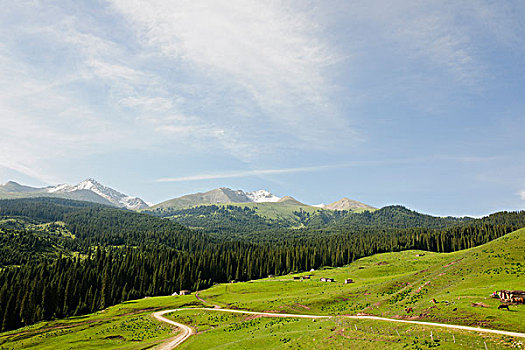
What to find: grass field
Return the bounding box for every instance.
[168,309,520,349]
[199,228,525,332]
[0,228,523,349]
[0,296,204,350]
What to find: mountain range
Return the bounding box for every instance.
[151,187,375,211]
[0,179,148,210]
[0,179,375,212]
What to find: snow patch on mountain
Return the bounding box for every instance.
[246,190,281,203]
[45,178,149,210]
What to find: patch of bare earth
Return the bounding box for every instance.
[442,259,462,268]
[471,302,490,308]
[414,281,431,293]
[392,314,422,320]
[294,303,311,310]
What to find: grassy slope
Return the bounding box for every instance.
[160,202,375,231]
[199,228,525,331]
[0,229,523,349]
[0,191,115,206]
[0,296,204,350]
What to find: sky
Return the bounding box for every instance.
[1,0,524,216]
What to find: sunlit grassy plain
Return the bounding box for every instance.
[0,229,523,349]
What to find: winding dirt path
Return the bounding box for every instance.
[154,308,525,349]
[152,310,194,350]
[195,291,222,308]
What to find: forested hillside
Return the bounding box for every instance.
[145,203,472,240]
[0,198,209,252]
[1,197,524,332]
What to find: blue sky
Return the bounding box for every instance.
[1,0,524,216]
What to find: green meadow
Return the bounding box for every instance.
[0,296,202,350]
[170,309,518,350]
[0,228,523,349]
[199,228,525,332]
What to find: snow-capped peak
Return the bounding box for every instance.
[246,189,281,203]
[45,178,149,210]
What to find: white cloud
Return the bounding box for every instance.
[119,96,174,112]
[88,59,143,81]
[520,191,525,200]
[1,0,523,186]
[108,0,351,148]
[156,165,340,183]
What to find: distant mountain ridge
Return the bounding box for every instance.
[315,197,376,211]
[0,181,374,213]
[151,187,373,211]
[152,187,284,210]
[0,179,148,210]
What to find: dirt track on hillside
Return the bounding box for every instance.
[153,307,525,349]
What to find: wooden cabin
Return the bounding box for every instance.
[320,277,335,282]
[179,290,190,295]
[496,290,525,304]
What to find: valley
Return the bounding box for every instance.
[0,187,523,349]
[0,228,522,349]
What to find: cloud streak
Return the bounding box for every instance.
[156,165,340,183]
[156,155,502,183]
[108,0,352,151]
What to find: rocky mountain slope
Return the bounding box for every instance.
[0,179,148,210]
[152,187,373,211]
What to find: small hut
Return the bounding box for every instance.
[496,290,525,304]
[179,290,191,295]
[171,291,178,296]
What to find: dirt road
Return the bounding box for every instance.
[152,310,194,350]
[154,307,525,349]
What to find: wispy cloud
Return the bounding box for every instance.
[520,191,525,201]
[108,0,352,151]
[156,154,502,183]
[156,165,340,183]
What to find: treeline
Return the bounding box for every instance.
[0,198,211,253]
[147,204,280,235]
[0,228,63,266]
[1,210,523,332]
[146,204,473,239]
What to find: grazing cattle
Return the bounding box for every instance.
[498,304,510,310]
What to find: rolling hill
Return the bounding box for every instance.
[1,228,522,349]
